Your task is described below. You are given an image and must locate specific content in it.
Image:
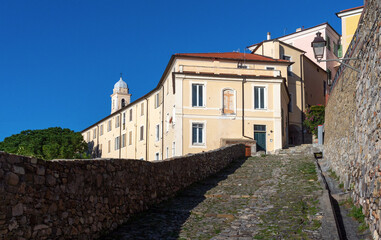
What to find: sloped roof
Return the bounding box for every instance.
[338,6,363,14]
[247,22,340,49]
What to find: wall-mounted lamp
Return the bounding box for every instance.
[311,32,360,73]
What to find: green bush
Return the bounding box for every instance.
[0,127,89,160]
[303,105,325,137]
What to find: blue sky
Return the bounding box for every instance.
[0,0,362,141]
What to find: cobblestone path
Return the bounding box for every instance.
[102,154,325,240]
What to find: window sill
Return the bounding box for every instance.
[192,143,205,146]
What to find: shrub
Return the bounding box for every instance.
[304,105,325,137]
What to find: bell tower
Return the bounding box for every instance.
[111,73,131,114]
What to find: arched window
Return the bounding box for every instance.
[121,99,126,107]
[223,89,235,114]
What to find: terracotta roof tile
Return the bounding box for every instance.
[175,52,289,63]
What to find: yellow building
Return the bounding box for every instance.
[336,6,364,55]
[82,52,292,160]
[250,40,327,145]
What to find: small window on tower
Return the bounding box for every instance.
[121,99,126,107]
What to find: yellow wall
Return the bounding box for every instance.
[339,9,362,55]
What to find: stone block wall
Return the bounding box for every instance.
[324,0,381,238]
[0,144,245,239]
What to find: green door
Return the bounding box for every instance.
[254,125,266,151]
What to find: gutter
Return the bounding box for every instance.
[242,77,254,141]
[300,54,305,144]
[145,97,149,161]
[119,112,122,159]
[162,87,165,160]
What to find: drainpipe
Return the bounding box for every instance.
[97,125,99,157]
[119,112,122,159]
[300,54,305,143]
[161,87,165,160]
[242,77,254,140]
[145,97,149,161]
[242,78,245,137]
[134,108,137,160]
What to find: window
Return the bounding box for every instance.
[121,99,126,107]
[338,44,343,58]
[333,41,338,56]
[155,93,160,108]
[282,55,292,75]
[122,113,126,130]
[129,109,132,122]
[192,84,204,107]
[100,125,104,136]
[141,102,144,116]
[100,144,102,153]
[192,123,204,145]
[266,66,275,70]
[140,126,144,141]
[155,124,160,141]
[223,89,235,114]
[108,140,111,153]
[116,116,120,128]
[129,131,132,145]
[327,69,332,81]
[172,142,176,156]
[115,136,120,150]
[122,134,126,148]
[155,152,159,161]
[93,129,96,139]
[254,86,266,109]
[87,132,90,141]
[288,93,293,112]
[166,147,169,158]
[326,36,331,51]
[108,120,112,132]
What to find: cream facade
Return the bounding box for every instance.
[251,40,327,145]
[82,52,291,160]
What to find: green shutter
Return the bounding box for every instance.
[338,45,342,58]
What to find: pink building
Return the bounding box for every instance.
[248,22,341,89]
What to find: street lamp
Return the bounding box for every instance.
[311,32,360,73]
[311,32,326,61]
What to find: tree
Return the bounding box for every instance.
[303,105,325,137]
[0,127,89,160]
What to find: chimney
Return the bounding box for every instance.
[267,32,271,40]
[296,28,302,32]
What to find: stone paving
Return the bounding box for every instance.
[101,153,326,240]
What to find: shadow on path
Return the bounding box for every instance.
[99,157,248,240]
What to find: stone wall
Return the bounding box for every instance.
[0,144,245,239]
[324,0,381,238]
